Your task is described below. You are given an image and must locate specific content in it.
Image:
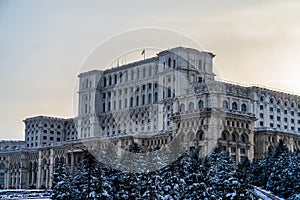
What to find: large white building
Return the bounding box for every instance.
[0,46,299,189]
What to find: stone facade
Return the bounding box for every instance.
[0,47,300,189]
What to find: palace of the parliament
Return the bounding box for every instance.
[0,47,299,189]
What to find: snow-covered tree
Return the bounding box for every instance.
[51,158,74,200]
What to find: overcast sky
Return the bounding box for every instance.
[1,0,300,139]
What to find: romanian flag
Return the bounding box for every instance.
[141,49,145,55]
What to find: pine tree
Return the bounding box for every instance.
[51,158,74,200]
[73,151,99,199]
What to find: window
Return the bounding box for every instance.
[259,121,264,126]
[221,132,227,140]
[270,115,274,120]
[167,87,172,98]
[284,110,288,114]
[137,68,140,79]
[148,93,152,104]
[270,123,274,127]
[198,59,202,70]
[260,105,264,110]
[232,102,238,110]
[149,66,152,76]
[136,96,139,106]
[241,103,247,112]
[231,147,236,153]
[269,107,273,112]
[260,113,264,118]
[154,92,158,103]
[277,108,281,113]
[260,96,264,102]
[198,100,204,109]
[240,148,246,154]
[277,116,281,121]
[223,100,228,109]
[143,68,146,77]
[168,57,172,67]
[189,102,194,111]
[284,117,288,122]
[131,71,134,81]
[240,135,246,143]
[291,111,295,116]
[155,65,158,74]
[231,133,236,142]
[180,104,185,112]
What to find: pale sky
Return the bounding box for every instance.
[1,0,300,139]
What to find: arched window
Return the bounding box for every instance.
[231,133,237,142]
[137,68,140,79]
[240,135,246,143]
[270,97,274,104]
[197,131,205,140]
[143,68,146,77]
[291,102,295,108]
[180,104,185,112]
[232,102,238,110]
[125,71,128,81]
[136,96,139,106]
[108,76,112,85]
[189,102,194,111]
[131,70,134,81]
[108,102,111,111]
[221,131,227,141]
[149,66,152,76]
[241,103,247,112]
[154,92,158,103]
[198,100,204,109]
[198,59,202,70]
[167,87,172,98]
[284,101,288,107]
[103,77,107,87]
[260,96,264,102]
[148,93,152,104]
[277,99,281,105]
[114,74,117,84]
[130,97,134,108]
[142,95,145,105]
[223,100,229,109]
[168,57,172,67]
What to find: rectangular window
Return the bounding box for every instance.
[231,147,236,152]
[277,108,281,113]
[269,107,273,112]
[284,125,288,129]
[284,110,288,114]
[260,105,264,110]
[270,115,274,120]
[240,148,246,154]
[291,119,294,123]
[270,123,274,127]
[277,116,281,121]
[291,111,294,116]
[284,117,288,122]
[260,113,264,118]
[259,121,264,126]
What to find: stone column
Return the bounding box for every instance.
[49,148,54,189]
[37,151,42,189]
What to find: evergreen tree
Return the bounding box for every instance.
[51,158,74,200]
[73,151,100,199]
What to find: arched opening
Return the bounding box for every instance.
[241,103,247,112]
[198,100,204,109]
[232,102,238,110]
[198,59,202,70]
[180,104,185,112]
[168,57,172,67]
[223,100,229,109]
[189,102,194,111]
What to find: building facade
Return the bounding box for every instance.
[0,47,300,189]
